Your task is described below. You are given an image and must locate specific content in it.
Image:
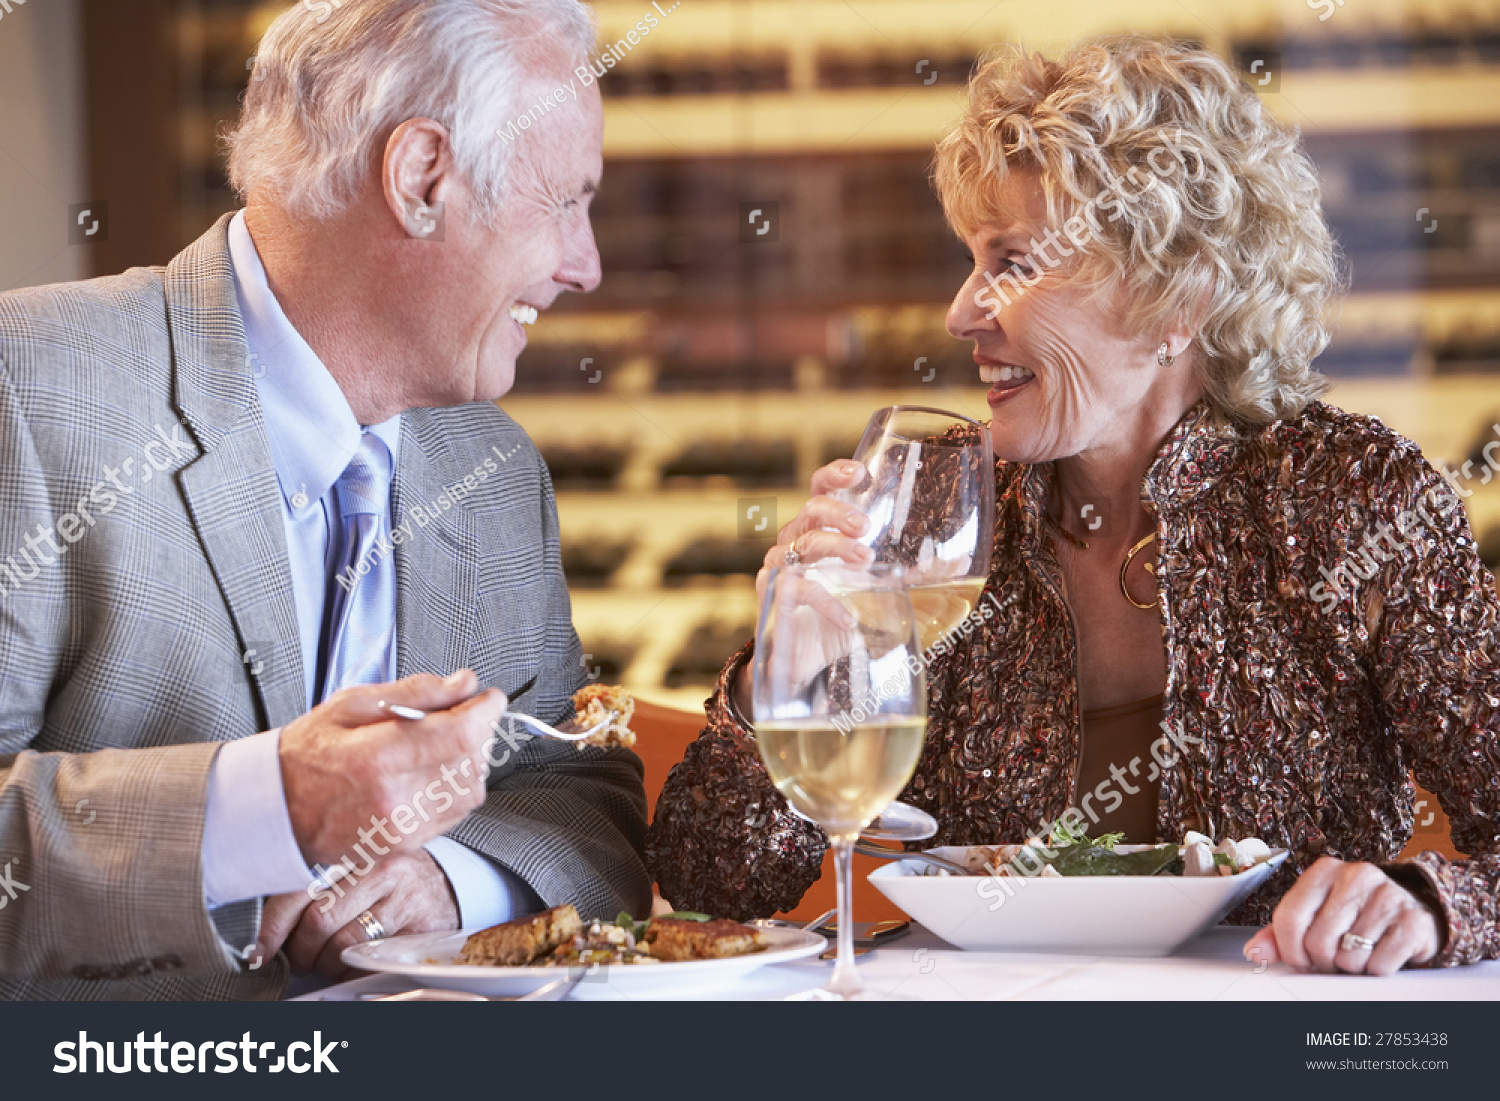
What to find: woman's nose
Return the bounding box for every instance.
[947,272,998,340]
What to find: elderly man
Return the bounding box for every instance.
[0,0,647,999]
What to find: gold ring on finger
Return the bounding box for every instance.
[356,909,388,942]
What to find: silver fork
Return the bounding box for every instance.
[377,700,618,743]
[752,907,837,935]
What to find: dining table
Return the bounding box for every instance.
[298,923,1500,1001]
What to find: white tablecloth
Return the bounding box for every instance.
[299,925,1500,1001]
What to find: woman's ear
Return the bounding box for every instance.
[1164,273,1216,359]
[382,118,453,239]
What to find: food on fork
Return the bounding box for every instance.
[571,683,636,748]
[458,904,582,966]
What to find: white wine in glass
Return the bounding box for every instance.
[756,716,928,837]
[753,563,926,1000]
[834,406,995,652]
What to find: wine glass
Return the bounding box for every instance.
[752,562,927,1000]
[834,406,995,654]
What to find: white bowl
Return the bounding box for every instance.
[869,845,1288,956]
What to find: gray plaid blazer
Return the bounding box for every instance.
[0,216,650,1000]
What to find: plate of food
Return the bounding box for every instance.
[867,824,1288,956]
[341,905,827,996]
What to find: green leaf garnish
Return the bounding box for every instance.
[1046,818,1086,848]
[657,910,711,922]
[1045,820,1124,851]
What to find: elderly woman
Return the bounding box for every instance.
[646,36,1500,975]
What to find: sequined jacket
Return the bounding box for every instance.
[646,401,1500,966]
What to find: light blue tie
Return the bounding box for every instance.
[321,433,395,700]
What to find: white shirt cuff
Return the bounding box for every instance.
[201,728,315,907]
[424,836,543,929]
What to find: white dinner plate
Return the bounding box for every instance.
[869,845,1288,956]
[341,925,827,997]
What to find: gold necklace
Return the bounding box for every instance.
[1042,508,1090,550]
[1119,532,1160,611]
[1043,508,1160,611]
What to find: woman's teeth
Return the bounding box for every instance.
[509,304,539,325]
[979,365,1035,384]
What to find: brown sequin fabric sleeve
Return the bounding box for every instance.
[1353,449,1500,966]
[645,642,829,919]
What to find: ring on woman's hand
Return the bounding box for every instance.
[1339,931,1376,953]
[783,541,802,567]
[356,910,387,942]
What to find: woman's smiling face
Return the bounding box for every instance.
[944,169,1192,466]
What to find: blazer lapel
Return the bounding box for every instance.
[166,215,307,731]
[391,412,478,680]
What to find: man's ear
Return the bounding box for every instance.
[382,118,453,238]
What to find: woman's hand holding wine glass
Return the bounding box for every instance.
[735,408,995,719]
[753,459,874,603]
[732,461,877,709]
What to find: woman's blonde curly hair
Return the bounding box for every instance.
[935,35,1344,425]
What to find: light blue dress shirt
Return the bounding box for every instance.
[198,211,538,931]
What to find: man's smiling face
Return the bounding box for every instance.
[420,47,604,406]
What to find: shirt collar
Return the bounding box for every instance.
[227,210,401,515]
[1139,399,1247,509]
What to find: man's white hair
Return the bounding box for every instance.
[225,0,595,221]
